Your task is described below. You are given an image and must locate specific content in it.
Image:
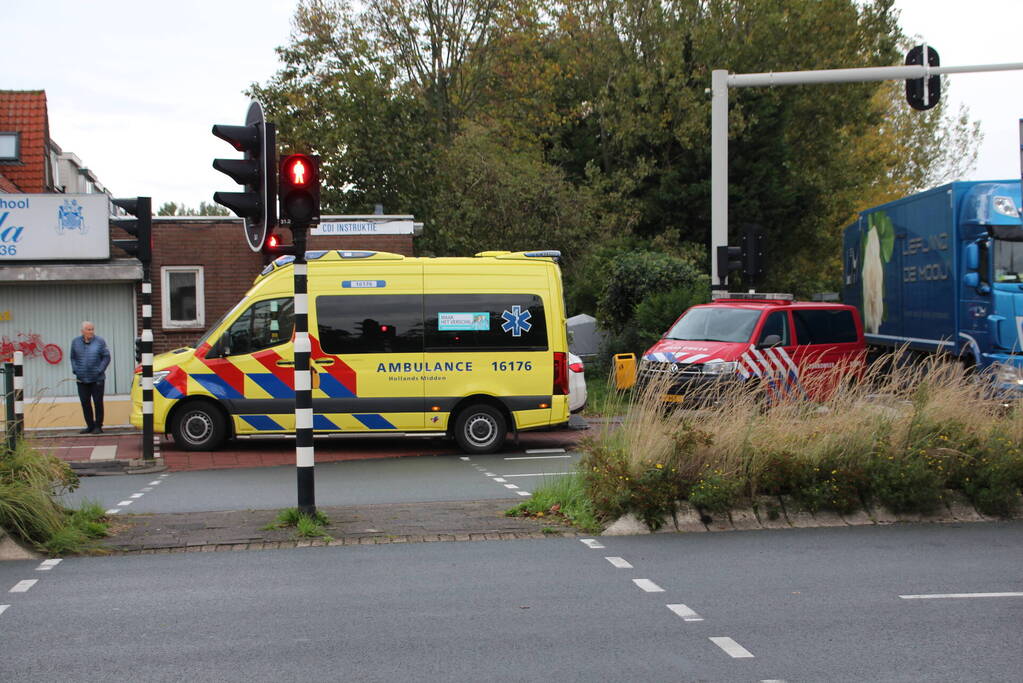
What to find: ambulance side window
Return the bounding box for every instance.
[316,295,424,354]
[424,294,548,351]
[222,298,294,356]
[756,311,789,346]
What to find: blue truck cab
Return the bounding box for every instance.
[842,180,1023,390]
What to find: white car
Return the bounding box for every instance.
[568,353,587,413]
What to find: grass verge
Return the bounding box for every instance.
[579,352,1023,530]
[0,440,110,555]
[506,473,602,534]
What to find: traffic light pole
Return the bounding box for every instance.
[291,225,315,515]
[710,58,1023,289]
[140,263,155,463]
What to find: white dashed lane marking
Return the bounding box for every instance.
[605,556,633,569]
[579,539,605,549]
[525,448,566,454]
[503,484,518,489]
[36,559,61,571]
[667,604,704,622]
[9,580,37,593]
[504,455,571,460]
[148,480,161,486]
[129,493,144,499]
[0,604,8,615]
[459,457,470,461]
[503,472,570,478]
[117,500,133,507]
[632,579,665,593]
[105,508,120,515]
[900,592,1023,599]
[515,491,530,496]
[710,637,755,658]
[493,478,507,483]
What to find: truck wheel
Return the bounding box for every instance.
[453,404,507,455]
[171,402,227,451]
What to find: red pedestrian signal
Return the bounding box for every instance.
[279,153,320,226]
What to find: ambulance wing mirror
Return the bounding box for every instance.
[758,334,782,348]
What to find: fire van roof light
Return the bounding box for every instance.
[711,292,794,301]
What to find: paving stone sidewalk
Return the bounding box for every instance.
[102,498,577,553]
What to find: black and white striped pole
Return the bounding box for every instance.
[279,153,321,516]
[292,227,315,514]
[140,271,155,462]
[113,196,154,463]
[13,350,23,441]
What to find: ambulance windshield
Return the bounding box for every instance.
[665,307,761,343]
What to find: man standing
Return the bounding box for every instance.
[70,321,110,434]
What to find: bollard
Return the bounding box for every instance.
[13,351,23,440]
[3,362,14,451]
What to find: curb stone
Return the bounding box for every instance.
[673,502,708,532]
[812,510,847,527]
[729,507,761,531]
[779,496,815,528]
[702,511,732,532]
[840,509,873,526]
[753,496,789,529]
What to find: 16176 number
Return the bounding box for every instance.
[491,361,532,372]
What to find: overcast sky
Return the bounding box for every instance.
[4,0,1022,209]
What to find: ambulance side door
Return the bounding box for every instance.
[205,297,296,434]
[311,266,425,432]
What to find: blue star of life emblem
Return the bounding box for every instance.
[501,306,532,337]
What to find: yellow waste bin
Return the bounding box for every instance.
[613,353,637,390]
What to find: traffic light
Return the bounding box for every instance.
[905,45,941,111]
[261,230,295,256]
[742,224,765,283]
[278,154,320,226]
[212,101,277,252]
[716,245,742,283]
[111,196,152,265]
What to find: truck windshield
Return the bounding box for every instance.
[664,307,761,343]
[994,239,1023,283]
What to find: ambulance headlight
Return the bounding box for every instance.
[702,361,738,375]
[151,370,170,385]
[993,196,1020,217]
[995,364,1023,386]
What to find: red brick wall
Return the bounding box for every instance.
[136,219,415,353]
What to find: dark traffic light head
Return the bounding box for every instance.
[211,101,278,252]
[111,196,152,266]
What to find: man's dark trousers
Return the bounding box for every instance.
[77,380,104,431]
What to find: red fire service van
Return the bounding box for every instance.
[636,293,866,402]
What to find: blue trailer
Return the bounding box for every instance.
[842,180,1023,389]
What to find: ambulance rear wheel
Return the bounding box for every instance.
[454,404,507,455]
[172,402,227,451]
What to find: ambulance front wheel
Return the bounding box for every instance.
[454,404,507,455]
[171,401,227,451]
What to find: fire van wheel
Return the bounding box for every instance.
[453,404,507,455]
[171,402,227,451]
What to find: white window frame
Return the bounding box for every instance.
[0,132,19,161]
[161,266,205,329]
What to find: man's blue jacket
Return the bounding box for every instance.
[70,336,110,384]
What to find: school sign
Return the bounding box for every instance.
[0,194,110,260]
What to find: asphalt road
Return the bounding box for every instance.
[61,450,580,513]
[1,522,1021,681]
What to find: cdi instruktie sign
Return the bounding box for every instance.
[311,218,415,236]
[0,194,110,260]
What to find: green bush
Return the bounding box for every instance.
[688,470,740,514]
[868,454,944,514]
[596,251,704,334]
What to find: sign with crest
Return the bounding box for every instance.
[0,194,110,260]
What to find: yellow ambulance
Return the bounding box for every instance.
[131,250,571,454]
